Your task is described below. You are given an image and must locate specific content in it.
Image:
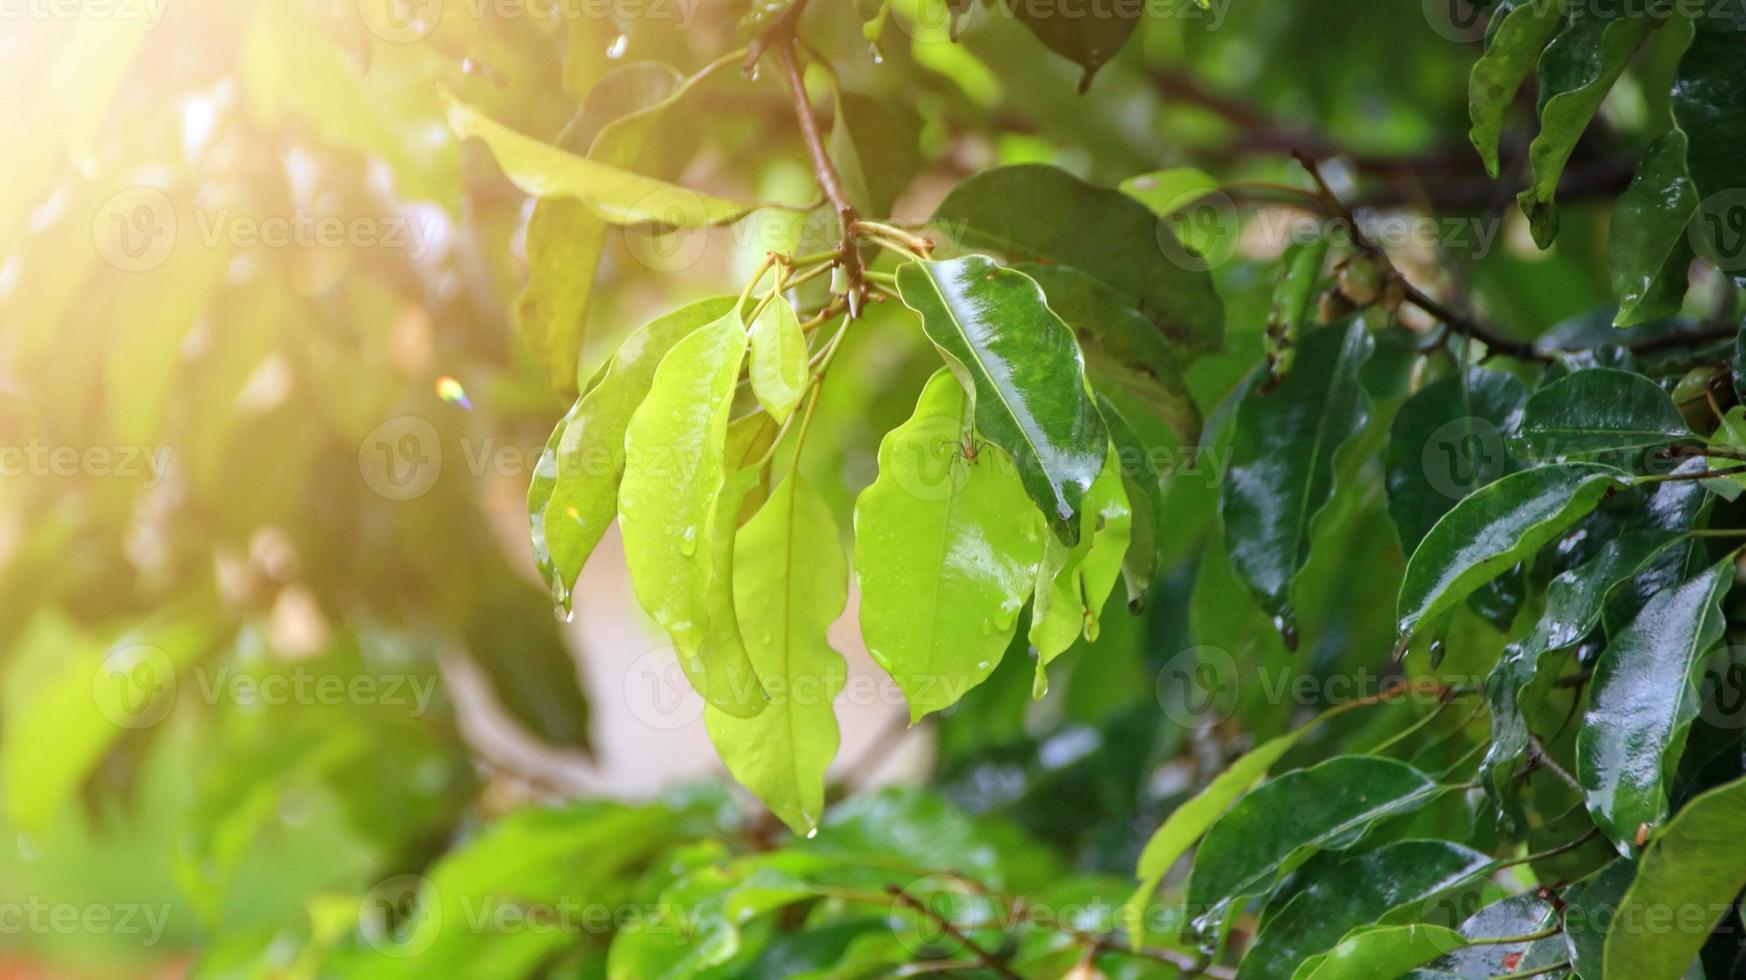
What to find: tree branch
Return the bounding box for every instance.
[885,884,1023,980]
[772,37,866,317]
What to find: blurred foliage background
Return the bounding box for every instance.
[0,0,1718,975]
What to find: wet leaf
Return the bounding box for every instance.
[896,256,1108,543]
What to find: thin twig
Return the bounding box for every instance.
[884,884,1023,980]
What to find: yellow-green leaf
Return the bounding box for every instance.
[748,298,808,424]
[705,474,848,835]
[853,371,1046,722]
[619,310,765,717]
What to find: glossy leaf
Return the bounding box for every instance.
[1030,443,1131,696]
[1579,557,1733,854]
[1263,239,1330,383]
[1293,924,1468,980]
[1480,476,1707,833]
[1184,756,1442,949]
[1396,464,1625,648]
[532,296,736,610]
[705,474,848,836]
[748,298,808,423]
[1609,130,1698,328]
[445,90,758,226]
[1128,728,1305,937]
[931,164,1224,353]
[1517,368,1690,456]
[853,370,1046,722]
[1410,893,1565,979]
[1606,774,1746,979]
[619,309,765,717]
[1238,840,1493,980]
[1222,321,1373,631]
[1385,366,1528,554]
[896,255,1108,543]
[1673,9,1746,271]
[1560,858,1635,978]
[1469,0,1564,177]
[1517,10,1659,246]
[1019,261,1201,443]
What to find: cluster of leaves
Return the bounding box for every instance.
[8,0,1746,977]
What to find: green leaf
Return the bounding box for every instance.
[1222,321,1374,633]
[1184,756,1443,950]
[1609,130,1698,328]
[853,370,1046,722]
[748,298,808,423]
[1292,924,1468,980]
[1126,728,1306,939]
[1385,366,1529,555]
[706,474,848,836]
[516,63,688,392]
[1098,394,1168,606]
[1560,858,1635,978]
[1396,464,1625,649]
[1006,0,1142,91]
[1410,893,1565,979]
[1606,774,1746,979]
[1469,0,1565,178]
[619,308,766,717]
[1517,368,1691,456]
[1018,261,1202,443]
[444,90,760,226]
[1263,239,1330,383]
[1238,841,1493,979]
[2,606,220,830]
[1029,443,1131,696]
[1479,477,1707,834]
[462,567,590,750]
[827,89,921,219]
[1674,9,1746,271]
[932,164,1225,354]
[1578,557,1733,854]
[896,256,1109,543]
[1516,10,1660,247]
[531,296,736,610]
[1119,167,1223,222]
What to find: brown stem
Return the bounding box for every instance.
[773,38,865,317]
[885,884,1023,980]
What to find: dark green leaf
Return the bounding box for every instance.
[896,255,1108,543]
[1410,893,1564,979]
[828,90,921,219]
[1609,130,1698,328]
[1097,394,1168,606]
[931,164,1225,354]
[1517,368,1690,456]
[1516,9,1659,246]
[1673,9,1746,273]
[1396,464,1626,648]
[1237,840,1493,980]
[1480,476,1708,834]
[1386,366,1529,555]
[1184,756,1442,950]
[1004,0,1142,91]
[1561,858,1636,979]
[1222,321,1373,633]
[1579,557,1734,854]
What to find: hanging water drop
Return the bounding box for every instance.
[867,43,884,65]
[678,525,698,556]
[605,34,628,59]
[1428,638,1446,669]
